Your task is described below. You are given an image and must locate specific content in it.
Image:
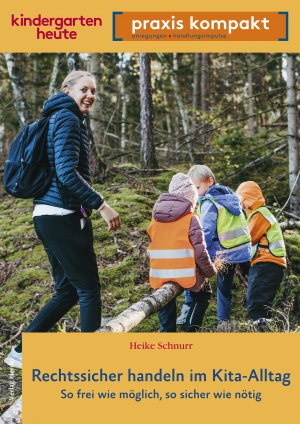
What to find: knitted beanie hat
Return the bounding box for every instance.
[168,173,198,207]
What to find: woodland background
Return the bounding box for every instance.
[0,52,300,412]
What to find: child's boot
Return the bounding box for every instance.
[176,304,191,325]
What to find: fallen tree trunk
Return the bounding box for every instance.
[280,219,300,231]
[0,396,22,424]
[98,282,183,333]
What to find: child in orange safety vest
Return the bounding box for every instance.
[236,181,287,331]
[147,173,216,332]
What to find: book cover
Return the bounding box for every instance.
[0,1,299,423]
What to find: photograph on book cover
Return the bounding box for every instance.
[0,3,299,424]
[0,50,299,420]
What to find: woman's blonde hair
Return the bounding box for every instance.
[61,70,95,91]
[188,165,216,183]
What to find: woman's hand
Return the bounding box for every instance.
[99,203,121,231]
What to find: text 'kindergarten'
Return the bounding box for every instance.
[10,14,103,39]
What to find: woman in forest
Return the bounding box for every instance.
[4,70,121,369]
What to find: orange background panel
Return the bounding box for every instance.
[0,0,299,52]
[23,333,300,424]
[114,12,287,42]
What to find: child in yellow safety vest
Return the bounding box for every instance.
[236,181,286,331]
[176,165,252,330]
[147,173,216,332]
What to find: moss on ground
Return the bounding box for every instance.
[1,166,300,408]
[1,168,300,337]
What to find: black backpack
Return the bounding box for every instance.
[4,114,54,199]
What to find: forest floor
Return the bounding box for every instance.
[1,164,300,413]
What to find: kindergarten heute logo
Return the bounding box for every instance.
[112,12,288,42]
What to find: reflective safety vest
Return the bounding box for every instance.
[199,197,251,249]
[147,213,196,289]
[247,206,286,258]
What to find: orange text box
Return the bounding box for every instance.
[113,12,288,42]
[22,333,300,424]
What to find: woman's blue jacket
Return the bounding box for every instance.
[34,92,104,211]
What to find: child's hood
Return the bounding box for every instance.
[236,181,266,211]
[199,184,242,216]
[152,193,193,222]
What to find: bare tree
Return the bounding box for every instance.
[4,53,29,126]
[139,53,158,169]
[229,53,238,122]
[192,53,201,134]
[286,54,300,215]
[201,53,209,113]
[86,53,106,177]
[87,53,104,151]
[163,90,172,153]
[118,53,128,152]
[170,53,194,161]
[31,55,38,113]
[0,79,5,159]
[200,53,209,149]
[49,54,63,95]
[66,53,80,72]
[0,123,5,160]
[247,54,256,137]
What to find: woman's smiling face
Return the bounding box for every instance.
[64,76,96,113]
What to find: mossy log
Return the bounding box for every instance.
[98,282,183,333]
